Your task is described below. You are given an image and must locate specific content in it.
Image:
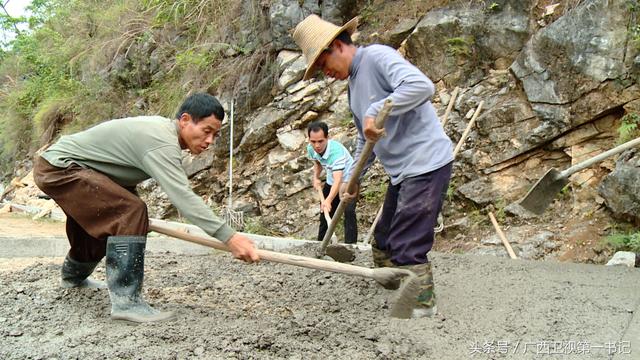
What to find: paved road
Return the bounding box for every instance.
[1,222,638,359]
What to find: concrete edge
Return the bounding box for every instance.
[150,218,371,252]
[0,219,371,258]
[613,297,640,359]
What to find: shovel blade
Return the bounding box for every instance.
[324,244,356,263]
[517,168,569,215]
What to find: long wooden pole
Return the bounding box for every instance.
[363,203,384,244]
[440,87,459,127]
[316,188,333,226]
[453,101,483,158]
[148,219,411,283]
[317,188,337,243]
[488,212,517,260]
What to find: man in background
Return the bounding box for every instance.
[307,120,358,244]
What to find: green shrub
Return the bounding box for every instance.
[605,232,640,252]
[618,113,640,143]
[359,1,379,27]
[0,0,267,179]
[486,2,501,12]
[446,180,457,201]
[244,217,275,237]
[494,198,507,222]
[629,1,640,51]
[446,37,474,57]
[468,208,486,226]
[361,182,386,204]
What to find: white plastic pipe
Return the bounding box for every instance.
[228,101,234,208]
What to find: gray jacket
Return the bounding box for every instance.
[346,44,453,185]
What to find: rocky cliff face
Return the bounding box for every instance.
[140,0,640,258]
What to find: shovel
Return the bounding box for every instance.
[518,136,640,215]
[318,99,393,261]
[149,219,424,318]
[316,188,338,244]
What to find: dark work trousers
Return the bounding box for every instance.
[374,162,452,265]
[33,156,149,263]
[317,182,358,244]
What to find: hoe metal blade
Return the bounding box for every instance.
[517,168,569,215]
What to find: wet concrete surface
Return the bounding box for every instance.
[1,235,639,360]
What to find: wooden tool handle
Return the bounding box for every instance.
[363,204,384,245]
[453,101,483,158]
[560,136,640,177]
[344,99,393,195]
[319,99,394,252]
[316,188,333,225]
[488,212,517,260]
[441,87,459,127]
[148,220,375,278]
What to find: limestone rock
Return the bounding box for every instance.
[278,56,306,91]
[239,107,292,152]
[404,0,531,86]
[277,129,305,151]
[182,148,215,178]
[269,0,313,50]
[511,0,637,144]
[599,149,640,224]
[606,251,637,267]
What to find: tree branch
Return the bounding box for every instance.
[0,0,21,35]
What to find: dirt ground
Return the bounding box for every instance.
[0,213,65,238]
[435,199,619,265]
[1,215,639,359]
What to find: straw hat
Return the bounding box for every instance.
[293,14,358,80]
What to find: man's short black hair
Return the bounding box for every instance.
[335,31,353,45]
[307,121,329,137]
[176,92,225,123]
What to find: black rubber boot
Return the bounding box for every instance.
[61,254,107,289]
[106,236,175,323]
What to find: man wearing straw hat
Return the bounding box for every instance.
[33,92,259,323]
[292,15,453,318]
